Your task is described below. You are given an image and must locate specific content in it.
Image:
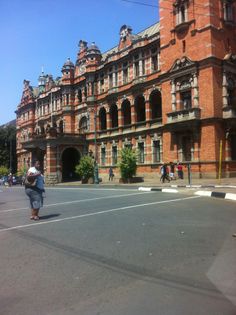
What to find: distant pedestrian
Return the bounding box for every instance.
[8,173,13,186]
[25,159,45,220]
[160,163,170,183]
[169,162,176,180]
[177,162,184,179]
[108,167,114,181]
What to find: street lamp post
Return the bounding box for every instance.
[93,106,99,184]
[9,138,12,173]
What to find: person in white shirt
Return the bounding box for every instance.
[25,159,45,220]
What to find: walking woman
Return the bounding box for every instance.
[25,159,45,220]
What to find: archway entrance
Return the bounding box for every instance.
[61,148,80,181]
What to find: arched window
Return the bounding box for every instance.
[99,107,107,130]
[121,99,131,125]
[135,95,146,122]
[79,116,88,134]
[110,104,118,128]
[150,90,162,119]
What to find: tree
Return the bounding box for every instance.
[0,166,8,177]
[0,125,17,173]
[75,156,94,181]
[119,147,137,180]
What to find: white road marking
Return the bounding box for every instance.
[0,196,201,233]
[0,191,153,213]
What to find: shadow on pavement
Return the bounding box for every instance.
[39,214,61,220]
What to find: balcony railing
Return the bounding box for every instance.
[167,107,201,124]
[223,106,236,119]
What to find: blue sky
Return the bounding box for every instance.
[0,0,159,125]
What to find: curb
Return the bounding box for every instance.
[138,187,178,193]
[138,187,236,201]
[194,191,236,201]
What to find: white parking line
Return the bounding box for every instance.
[0,196,200,233]
[0,191,153,213]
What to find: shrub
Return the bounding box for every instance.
[17,166,27,176]
[119,148,137,179]
[75,156,94,180]
[0,165,8,177]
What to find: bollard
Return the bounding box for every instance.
[187,163,192,186]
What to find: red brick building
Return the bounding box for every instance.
[16,0,236,183]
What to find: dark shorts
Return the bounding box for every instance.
[25,188,43,210]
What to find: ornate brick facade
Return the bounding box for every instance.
[16,0,236,183]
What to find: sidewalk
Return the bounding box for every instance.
[56,176,236,201]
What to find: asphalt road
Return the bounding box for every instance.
[0,186,236,315]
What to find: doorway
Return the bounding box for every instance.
[61,148,80,181]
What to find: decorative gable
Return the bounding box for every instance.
[169,56,196,73]
[20,80,34,105]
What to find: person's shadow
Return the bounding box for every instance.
[39,214,61,220]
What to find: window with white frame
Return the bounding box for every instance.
[109,67,113,89]
[151,47,159,72]
[153,140,161,163]
[101,147,106,165]
[98,73,104,94]
[138,142,145,163]
[123,62,128,84]
[180,90,192,109]
[223,0,234,22]
[112,146,118,165]
[175,1,188,25]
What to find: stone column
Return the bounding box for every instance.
[145,99,152,122]
[106,108,112,130]
[193,74,199,107]
[139,59,143,76]
[171,80,176,111]
[130,102,137,126]
[222,71,228,108]
[118,108,123,130]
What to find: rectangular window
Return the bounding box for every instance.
[114,72,118,87]
[100,79,104,93]
[142,59,145,75]
[134,61,139,78]
[101,147,106,165]
[138,142,145,163]
[112,146,118,165]
[225,3,233,21]
[123,62,129,84]
[153,140,161,163]
[123,68,128,84]
[180,90,192,109]
[109,73,113,89]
